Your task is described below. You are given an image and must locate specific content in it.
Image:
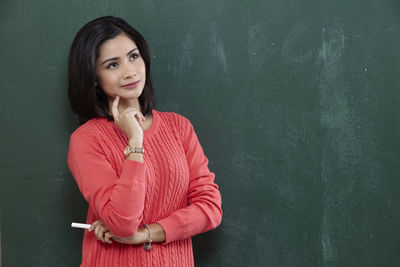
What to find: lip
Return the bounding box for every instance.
[121,80,140,88]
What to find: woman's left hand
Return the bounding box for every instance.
[90,220,146,245]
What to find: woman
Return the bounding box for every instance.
[67,16,222,266]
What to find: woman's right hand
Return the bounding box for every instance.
[89,219,147,245]
[89,219,112,244]
[111,96,145,144]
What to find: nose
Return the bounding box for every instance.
[122,64,136,79]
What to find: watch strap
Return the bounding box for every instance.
[124,146,144,158]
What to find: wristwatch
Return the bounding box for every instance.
[124,146,144,158]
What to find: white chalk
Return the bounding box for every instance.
[71,222,91,229]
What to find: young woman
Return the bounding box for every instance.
[67,16,222,266]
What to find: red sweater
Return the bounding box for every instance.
[68,110,222,267]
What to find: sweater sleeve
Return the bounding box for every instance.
[67,129,145,237]
[156,117,222,244]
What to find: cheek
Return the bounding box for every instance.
[98,72,118,88]
[139,59,146,75]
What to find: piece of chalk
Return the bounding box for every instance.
[71,222,91,229]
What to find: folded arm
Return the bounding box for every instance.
[156,118,222,244]
[68,130,145,237]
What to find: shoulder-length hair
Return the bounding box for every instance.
[68,16,155,124]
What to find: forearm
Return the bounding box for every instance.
[131,223,166,244]
[98,161,146,236]
[126,152,143,162]
[148,223,166,243]
[110,223,166,245]
[68,134,146,237]
[156,201,222,244]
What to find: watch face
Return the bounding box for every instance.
[124,146,129,156]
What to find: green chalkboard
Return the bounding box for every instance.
[1,0,400,266]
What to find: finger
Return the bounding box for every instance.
[98,227,107,243]
[121,108,138,118]
[89,220,99,232]
[140,113,145,124]
[104,232,113,244]
[122,109,143,125]
[121,107,137,113]
[94,224,106,242]
[94,226,101,241]
[134,113,143,125]
[101,225,110,242]
[138,112,145,125]
[97,230,106,242]
[111,96,120,119]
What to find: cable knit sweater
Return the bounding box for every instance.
[68,110,222,267]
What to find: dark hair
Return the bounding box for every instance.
[68,16,155,124]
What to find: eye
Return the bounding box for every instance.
[107,62,118,69]
[130,53,140,61]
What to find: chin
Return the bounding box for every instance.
[120,92,143,100]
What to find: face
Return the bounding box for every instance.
[95,33,146,101]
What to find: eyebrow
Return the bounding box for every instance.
[100,48,139,65]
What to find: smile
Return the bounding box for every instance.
[121,80,140,88]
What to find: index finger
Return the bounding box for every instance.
[111,96,120,119]
[89,220,98,232]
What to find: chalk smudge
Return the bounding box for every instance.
[282,21,314,63]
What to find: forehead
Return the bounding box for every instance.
[98,33,138,58]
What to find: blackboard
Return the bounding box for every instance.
[1,0,400,266]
